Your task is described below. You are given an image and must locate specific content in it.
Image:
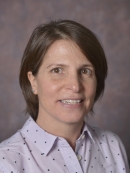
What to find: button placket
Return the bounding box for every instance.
[59,141,83,173]
[75,133,86,162]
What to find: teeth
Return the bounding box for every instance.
[61,100,81,104]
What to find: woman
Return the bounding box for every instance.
[0,20,129,173]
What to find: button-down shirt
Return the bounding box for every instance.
[0,117,129,173]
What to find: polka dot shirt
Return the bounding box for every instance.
[0,117,129,173]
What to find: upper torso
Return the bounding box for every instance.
[0,117,129,173]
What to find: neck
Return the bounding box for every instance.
[36,115,84,150]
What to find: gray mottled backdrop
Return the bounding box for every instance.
[0,0,130,161]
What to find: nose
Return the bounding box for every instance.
[65,73,83,93]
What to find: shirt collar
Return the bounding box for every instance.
[79,122,96,143]
[20,117,95,156]
[20,117,58,156]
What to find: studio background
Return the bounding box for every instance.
[0,0,130,162]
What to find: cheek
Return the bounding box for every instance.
[37,79,61,98]
[84,78,97,93]
[92,82,97,97]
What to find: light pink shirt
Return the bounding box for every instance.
[0,117,129,173]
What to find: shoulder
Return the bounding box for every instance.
[87,123,121,143]
[0,130,24,150]
[87,124,126,152]
[86,123,130,172]
[0,131,25,172]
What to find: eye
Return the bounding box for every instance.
[81,68,92,75]
[51,68,62,73]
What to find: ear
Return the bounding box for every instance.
[27,71,38,95]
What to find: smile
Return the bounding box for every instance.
[60,100,82,104]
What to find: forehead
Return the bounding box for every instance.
[42,39,92,66]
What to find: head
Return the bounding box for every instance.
[19,19,107,121]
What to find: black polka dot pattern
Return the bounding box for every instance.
[0,117,129,173]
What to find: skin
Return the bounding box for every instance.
[28,39,97,150]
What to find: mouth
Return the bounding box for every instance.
[60,99,83,105]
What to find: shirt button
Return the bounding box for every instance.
[77,155,82,161]
[82,135,85,139]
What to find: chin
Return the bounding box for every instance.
[58,115,85,125]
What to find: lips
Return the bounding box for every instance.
[60,99,83,104]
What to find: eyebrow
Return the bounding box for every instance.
[46,63,94,69]
[47,64,69,69]
[81,64,94,68]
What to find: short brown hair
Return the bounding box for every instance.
[19,20,107,120]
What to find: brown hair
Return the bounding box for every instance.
[19,19,107,121]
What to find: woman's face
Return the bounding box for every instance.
[28,39,97,126]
